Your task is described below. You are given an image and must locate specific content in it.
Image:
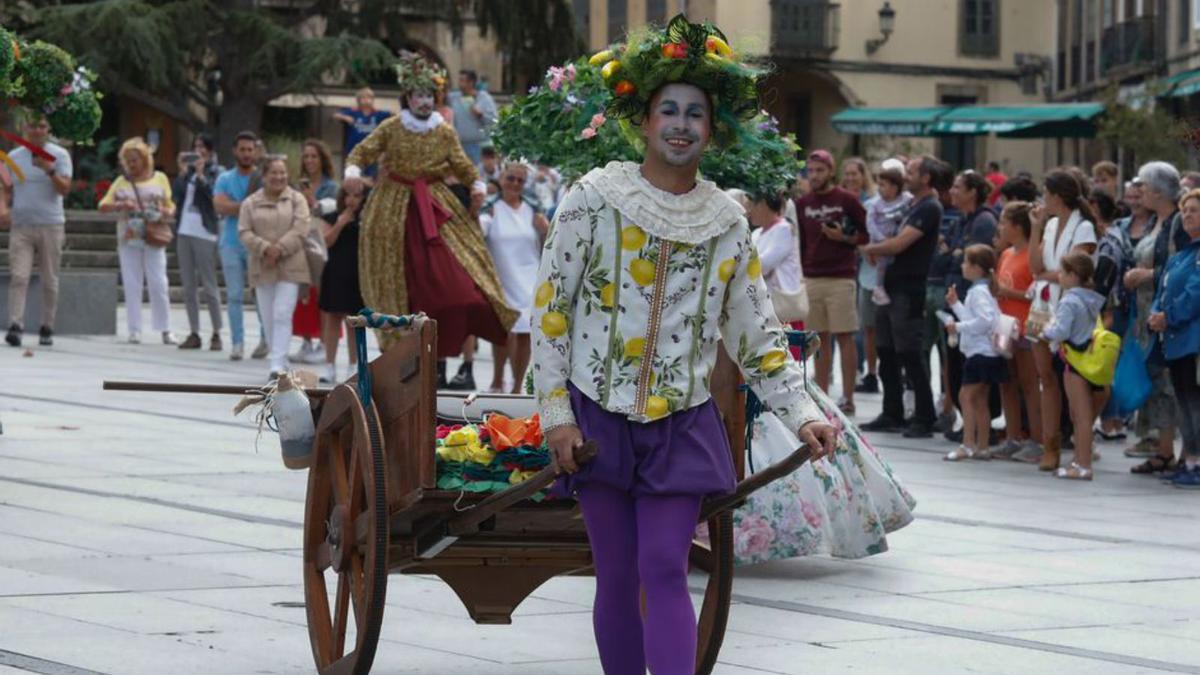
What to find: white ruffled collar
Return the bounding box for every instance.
[400,109,445,134]
[580,161,744,244]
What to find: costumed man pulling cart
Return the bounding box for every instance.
[530,16,838,674]
[342,51,518,385]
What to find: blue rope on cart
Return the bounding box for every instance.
[744,330,816,475]
[353,308,415,408]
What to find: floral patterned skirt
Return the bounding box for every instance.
[700,380,917,566]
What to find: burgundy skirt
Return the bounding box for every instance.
[402,193,506,358]
[553,382,737,499]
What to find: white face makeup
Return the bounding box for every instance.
[643,83,711,168]
[407,91,436,120]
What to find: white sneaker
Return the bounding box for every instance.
[872,286,891,306]
[320,363,337,384]
[161,331,178,345]
[230,344,244,361]
[128,332,141,344]
[298,342,326,364]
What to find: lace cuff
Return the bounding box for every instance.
[539,389,577,431]
[344,165,363,180]
[771,395,824,438]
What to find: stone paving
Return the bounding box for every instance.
[1,309,1199,674]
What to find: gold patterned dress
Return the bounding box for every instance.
[347,112,517,353]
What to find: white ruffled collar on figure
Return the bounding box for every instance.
[580,161,744,245]
[400,109,445,134]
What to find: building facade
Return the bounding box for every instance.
[576,0,1058,173]
[1050,0,1200,171]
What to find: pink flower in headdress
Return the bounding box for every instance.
[579,127,597,140]
[547,66,566,91]
[590,113,607,129]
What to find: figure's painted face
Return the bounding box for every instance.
[407,91,435,119]
[643,83,711,168]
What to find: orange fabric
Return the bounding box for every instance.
[998,246,1033,336]
[484,413,543,451]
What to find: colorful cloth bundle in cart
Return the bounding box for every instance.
[435,413,553,498]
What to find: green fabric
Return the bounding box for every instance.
[832,104,1103,138]
[829,107,948,136]
[931,103,1103,138]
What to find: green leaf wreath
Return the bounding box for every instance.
[492,55,802,200]
[0,25,103,145]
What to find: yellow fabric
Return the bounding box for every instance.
[99,172,176,213]
[437,426,496,464]
[508,469,540,485]
[1063,317,1121,386]
[347,117,518,350]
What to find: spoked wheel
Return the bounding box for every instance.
[303,384,389,675]
[693,510,735,675]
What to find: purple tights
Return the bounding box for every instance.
[578,483,702,675]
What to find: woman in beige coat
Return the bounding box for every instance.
[238,157,310,377]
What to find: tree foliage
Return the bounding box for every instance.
[14,0,583,148]
[1097,87,1190,169]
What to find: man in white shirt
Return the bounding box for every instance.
[4,116,72,347]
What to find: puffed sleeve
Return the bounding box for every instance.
[345,118,394,178]
[445,126,481,187]
[719,219,824,434]
[531,184,594,431]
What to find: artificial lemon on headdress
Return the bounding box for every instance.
[595,14,763,151]
[394,50,448,93]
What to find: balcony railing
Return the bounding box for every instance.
[771,1,840,57]
[1100,15,1162,74]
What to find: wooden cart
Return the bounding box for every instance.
[107,313,814,675]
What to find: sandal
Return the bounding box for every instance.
[1131,455,1176,475]
[944,446,975,461]
[1094,425,1127,442]
[1124,438,1159,458]
[837,397,856,416]
[1056,462,1093,481]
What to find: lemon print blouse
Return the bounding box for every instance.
[532,161,823,435]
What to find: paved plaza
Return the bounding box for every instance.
[1,310,1199,675]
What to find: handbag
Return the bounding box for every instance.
[303,216,328,287]
[771,280,809,323]
[128,176,173,248]
[1111,309,1152,417]
[991,314,1019,359]
[1062,317,1122,386]
[1024,282,1053,339]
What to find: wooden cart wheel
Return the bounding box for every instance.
[303,385,389,675]
[694,510,734,675]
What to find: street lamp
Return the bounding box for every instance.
[865,2,896,55]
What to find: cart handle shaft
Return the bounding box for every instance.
[103,380,332,397]
[700,445,813,522]
[445,440,598,536]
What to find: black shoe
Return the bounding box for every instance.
[861,415,904,433]
[854,373,879,394]
[933,410,957,434]
[903,422,934,439]
[447,362,476,391]
[5,323,20,347]
[38,326,53,346]
[944,428,963,443]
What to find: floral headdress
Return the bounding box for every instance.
[393,50,447,94]
[492,55,802,198]
[0,26,102,145]
[590,14,763,150]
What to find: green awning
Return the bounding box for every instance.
[931,103,1104,138]
[832,104,1103,138]
[830,107,948,136]
[1163,67,1200,98]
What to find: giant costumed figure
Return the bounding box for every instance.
[342,52,516,386]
